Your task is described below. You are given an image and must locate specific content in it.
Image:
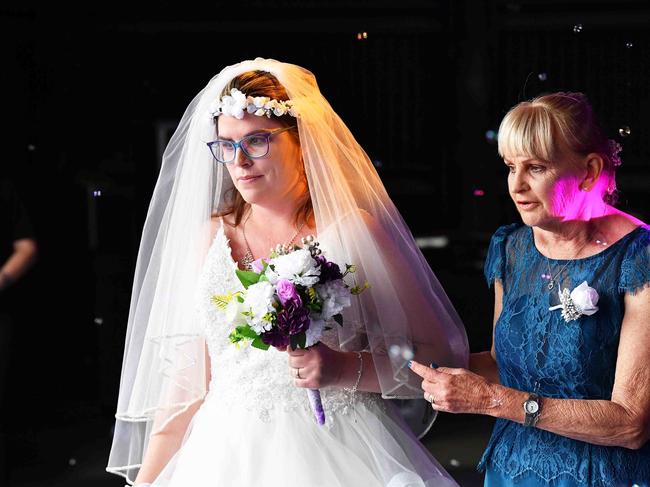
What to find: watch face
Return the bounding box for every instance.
[525,400,539,414]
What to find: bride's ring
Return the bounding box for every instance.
[294,367,302,379]
[426,392,435,404]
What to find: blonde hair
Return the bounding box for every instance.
[213,70,313,227]
[497,92,619,203]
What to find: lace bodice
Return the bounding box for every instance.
[193,222,384,426]
[478,223,650,485]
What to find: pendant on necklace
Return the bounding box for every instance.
[547,281,554,290]
[241,249,254,270]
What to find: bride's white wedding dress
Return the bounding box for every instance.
[150,222,458,487]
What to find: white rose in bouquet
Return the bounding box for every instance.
[266,248,321,287]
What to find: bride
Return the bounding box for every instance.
[106,58,469,487]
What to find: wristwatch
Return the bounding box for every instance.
[523,393,541,427]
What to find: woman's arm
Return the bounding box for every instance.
[134,399,204,484]
[412,286,650,450]
[492,286,650,449]
[134,344,212,484]
[468,281,502,384]
[0,238,38,291]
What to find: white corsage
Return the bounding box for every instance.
[548,281,599,322]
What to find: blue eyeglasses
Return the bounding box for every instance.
[206,126,293,164]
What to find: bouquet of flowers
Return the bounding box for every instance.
[212,236,368,425]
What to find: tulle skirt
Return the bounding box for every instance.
[151,393,458,487]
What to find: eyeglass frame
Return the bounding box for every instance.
[206,126,294,164]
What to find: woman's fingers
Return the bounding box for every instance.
[408,360,439,381]
[435,366,467,375]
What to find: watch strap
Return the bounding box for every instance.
[523,393,541,427]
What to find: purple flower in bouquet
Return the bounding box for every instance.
[261,301,310,348]
[251,258,267,274]
[316,255,343,283]
[277,301,311,336]
[260,327,289,348]
[275,278,302,306]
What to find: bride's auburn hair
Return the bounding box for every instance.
[497,92,619,204]
[214,70,314,227]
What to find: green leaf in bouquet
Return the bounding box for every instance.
[289,333,305,351]
[306,302,322,313]
[235,269,261,289]
[229,329,248,345]
[228,330,242,345]
[251,336,270,351]
[333,314,343,327]
[258,273,269,282]
[297,332,306,349]
[235,325,259,340]
[228,325,258,346]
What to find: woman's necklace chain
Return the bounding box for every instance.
[240,211,306,270]
[542,228,604,291]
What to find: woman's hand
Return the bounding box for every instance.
[409,360,501,414]
[286,343,351,389]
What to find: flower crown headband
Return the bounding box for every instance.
[209,88,297,121]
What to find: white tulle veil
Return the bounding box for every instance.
[106,57,469,484]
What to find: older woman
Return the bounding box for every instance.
[410,92,650,486]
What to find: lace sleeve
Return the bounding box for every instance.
[484,223,520,288]
[619,226,650,296]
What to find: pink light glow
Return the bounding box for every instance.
[473,189,485,197]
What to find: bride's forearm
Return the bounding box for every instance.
[336,351,381,393]
[134,399,204,484]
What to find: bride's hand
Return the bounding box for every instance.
[287,343,350,389]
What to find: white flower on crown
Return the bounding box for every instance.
[220,89,247,119]
[209,88,297,121]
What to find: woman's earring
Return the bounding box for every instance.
[580,185,588,192]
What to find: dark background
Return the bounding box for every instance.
[1,1,649,486]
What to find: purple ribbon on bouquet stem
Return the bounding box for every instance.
[307,389,325,425]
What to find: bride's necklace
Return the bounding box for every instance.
[240,211,306,270]
[541,226,606,291]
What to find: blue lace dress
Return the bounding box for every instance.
[478,223,650,487]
